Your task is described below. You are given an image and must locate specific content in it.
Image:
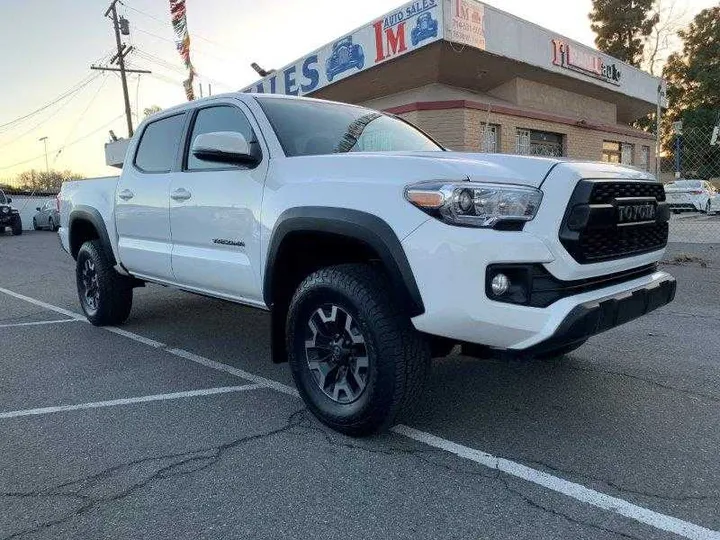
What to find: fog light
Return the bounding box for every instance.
[491,273,510,296]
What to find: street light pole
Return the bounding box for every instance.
[39,136,49,173]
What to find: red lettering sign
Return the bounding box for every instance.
[374,20,407,63]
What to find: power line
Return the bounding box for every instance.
[0,74,101,132]
[119,1,232,53]
[0,75,102,150]
[0,115,125,172]
[53,74,111,165]
[132,26,234,65]
[134,48,233,90]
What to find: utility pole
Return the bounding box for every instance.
[92,3,150,137]
[39,137,49,173]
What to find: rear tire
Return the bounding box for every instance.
[76,240,133,326]
[11,217,22,236]
[286,264,430,436]
[704,201,711,214]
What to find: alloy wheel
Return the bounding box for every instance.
[80,258,100,313]
[304,304,369,404]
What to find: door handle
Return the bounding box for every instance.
[118,189,134,201]
[171,188,192,201]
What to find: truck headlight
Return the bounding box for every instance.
[405,181,543,229]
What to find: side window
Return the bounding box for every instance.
[134,114,186,173]
[186,106,260,171]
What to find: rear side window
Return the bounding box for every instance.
[135,114,185,173]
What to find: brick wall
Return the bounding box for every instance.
[395,106,655,171]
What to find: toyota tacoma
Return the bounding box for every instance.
[59,93,676,435]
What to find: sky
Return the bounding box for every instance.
[0,0,715,183]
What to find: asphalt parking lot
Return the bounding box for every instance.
[1,231,719,540]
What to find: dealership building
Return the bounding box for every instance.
[243,0,664,170]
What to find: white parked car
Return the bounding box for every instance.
[59,93,676,435]
[664,179,717,213]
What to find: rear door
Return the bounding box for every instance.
[169,101,268,304]
[115,112,187,280]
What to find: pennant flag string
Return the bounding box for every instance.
[169,0,195,101]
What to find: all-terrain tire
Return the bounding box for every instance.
[76,240,133,326]
[11,217,22,236]
[286,264,430,436]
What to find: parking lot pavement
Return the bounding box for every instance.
[669,213,720,244]
[1,231,719,540]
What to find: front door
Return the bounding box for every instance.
[169,102,267,304]
[115,113,186,281]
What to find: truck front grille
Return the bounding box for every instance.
[560,180,670,264]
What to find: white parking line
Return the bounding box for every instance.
[393,425,720,540]
[0,319,82,329]
[0,287,85,320]
[0,384,265,419]
[1,287,718,539]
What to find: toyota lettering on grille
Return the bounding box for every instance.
[617,203,656,224]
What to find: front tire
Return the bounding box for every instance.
[33,218,40,231]
[11,217,22,236]
[287,264,430,436]
[76,240,133,326]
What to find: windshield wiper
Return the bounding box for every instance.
[334,112,382,153]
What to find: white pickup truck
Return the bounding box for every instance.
[60,93,676,435]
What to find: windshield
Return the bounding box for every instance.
[0,190,6,205]
[256,97,443,157]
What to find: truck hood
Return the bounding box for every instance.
[275,151,563,188]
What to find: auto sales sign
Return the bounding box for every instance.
[243,0,443,96]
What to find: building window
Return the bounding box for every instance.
[516,128,563,157]
[640,146,650,171]
[602,141,621,163]
[481,124,498,153]
[621,143,634,165]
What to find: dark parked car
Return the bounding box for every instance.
[0,189,22,235]
[33,200,60,231]
[326,37,365,81]
[411,12,438,46]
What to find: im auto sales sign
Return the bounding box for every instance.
[243,0,444,96]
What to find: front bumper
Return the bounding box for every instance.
[523,275,675,355]
[402,218,673,350]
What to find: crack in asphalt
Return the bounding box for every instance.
[1,407,656,540]
[289,414,654,539]
[564,361,720,404]
[0,408,307,540]
[499,478,644,540]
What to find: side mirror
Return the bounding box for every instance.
[36,207,41,211]
[191,132,258,166]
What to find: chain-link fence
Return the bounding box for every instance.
[660,125,720,245]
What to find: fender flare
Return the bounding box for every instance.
[68,206,116,265]
[264,207,425,317]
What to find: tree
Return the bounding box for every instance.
[12,169,86,193]
[663,6,720,178]
[589,0,659,66]
[642,0,687,76]
[143,105,162,118]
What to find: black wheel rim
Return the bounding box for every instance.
[80,258,100,313]
[304,304,369,404]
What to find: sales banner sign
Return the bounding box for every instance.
[444,0,485,50]
[243,0,443,96]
